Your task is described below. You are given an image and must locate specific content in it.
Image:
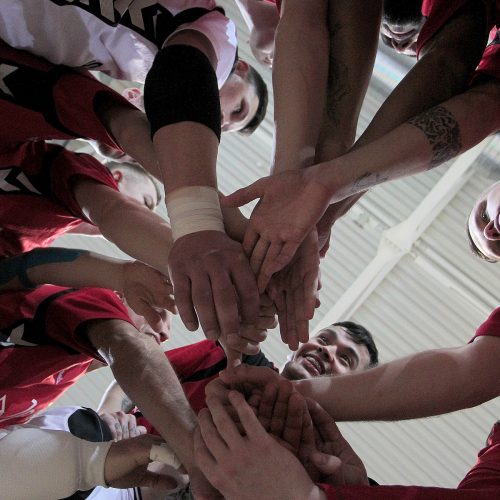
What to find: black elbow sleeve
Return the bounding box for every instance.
[144,44,221,141]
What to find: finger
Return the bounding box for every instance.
[226,334,260,356]
[310,452,343,483]
[209,270,239,338]
[282,393,306,454]
[219,364,280,391]
[257,241,283,292]
[231,262,260,325]
[114,421,123,441]
[198,407,229,460]
[191,274,219,340]
[193,425,218,477]
[222,180,265,208]
[135,470,181,491]
[207,394,244,446]
[229,391,268,441]
[239,324,268,344]
[136,425,147,436]
[225,345,243,368]
[137,301,164,334]
[170,272,198,331]
[249,238,270,276]
[285,288,299,351]
[242,226,260,258]
[269,380,293,438]
[259,241,299,291]
[100,415,118,440]
[292,275,308,344]
[257,382,278,431]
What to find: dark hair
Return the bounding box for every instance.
[238,64,268,135]
[383,0,423,24]
[466,219,497,263]
[333,321,379,367]
[107,160,163,206]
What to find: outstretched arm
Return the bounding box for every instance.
[0,248,175,332]
[74,179,173,275]
[295,336,500,421]
[144,28,259,347]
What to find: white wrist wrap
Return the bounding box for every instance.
[166,186,225,241]
[150,443,182,469]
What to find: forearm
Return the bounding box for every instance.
[94,96,159,178]
[295,340,500,420]
[316,80,500,202]
[89,320,198,470]
[0,248,131,292]
[272,0,328,172]
[98,380,134,414]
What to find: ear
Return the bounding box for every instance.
[122,87,142,100]
[236,59,249,75]
[112,170,123,183]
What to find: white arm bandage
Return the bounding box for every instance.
[0,427,112,500]
[166,186,225,241]
[150,442,182,469]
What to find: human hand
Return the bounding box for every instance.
[167,231,259,340]
[104,434,180,489]
[223,294,277,363]
[222,169,331,292]
[121,261,176,334]
[99,411,147,441]
[299,399,369,486]
[267,230,321,350]
[195,391,325,500]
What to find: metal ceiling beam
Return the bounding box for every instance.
[314,137,491,331]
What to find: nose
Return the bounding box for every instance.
[484,220,500,240]
[391,38,412,52]
[318,344,336,363]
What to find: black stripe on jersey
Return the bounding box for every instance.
[0,60,88,137]
[21,288,81,351]
[48,0,225,49]
[182,357,227,383]
[181,348,275,384]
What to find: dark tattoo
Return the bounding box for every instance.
[351,172,389,193]
[326,23,350,124]
[408,106,461,168]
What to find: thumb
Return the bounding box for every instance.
[222,178,268,208]
[310,451,343,479]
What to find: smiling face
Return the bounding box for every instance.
[468,181,500,262]
[281,326,372,380]
[380,0,425,56]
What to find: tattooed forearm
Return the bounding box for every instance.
[325,22,350,124]
[350,172,389,193]
[407,106,461,168]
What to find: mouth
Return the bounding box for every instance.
[302,354,325,376]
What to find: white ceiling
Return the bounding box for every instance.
[54,1,500,489]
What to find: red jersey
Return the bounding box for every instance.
[418,0,499,80]
[0,141,118,256]
[469,307,500,342]
[0,40,133,150]
[0,285,133,425]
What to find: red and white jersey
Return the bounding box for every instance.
[0,0,237,87]
[0,285,133,425]
[0,345,92,426]
[0,142,118,256]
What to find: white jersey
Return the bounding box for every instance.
[0,0,237,87]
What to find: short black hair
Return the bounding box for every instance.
[466,219,497,263]
[333,321,379,367]
[383,0,423,24]
[238,64,268,136]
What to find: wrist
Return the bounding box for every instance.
[166,186,225,241]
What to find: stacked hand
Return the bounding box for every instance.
[121,260,176,335]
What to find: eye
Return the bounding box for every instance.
[317,335,328,344]
[339,355,351,367]
[481,209,490,223]
[232,100,244,116]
